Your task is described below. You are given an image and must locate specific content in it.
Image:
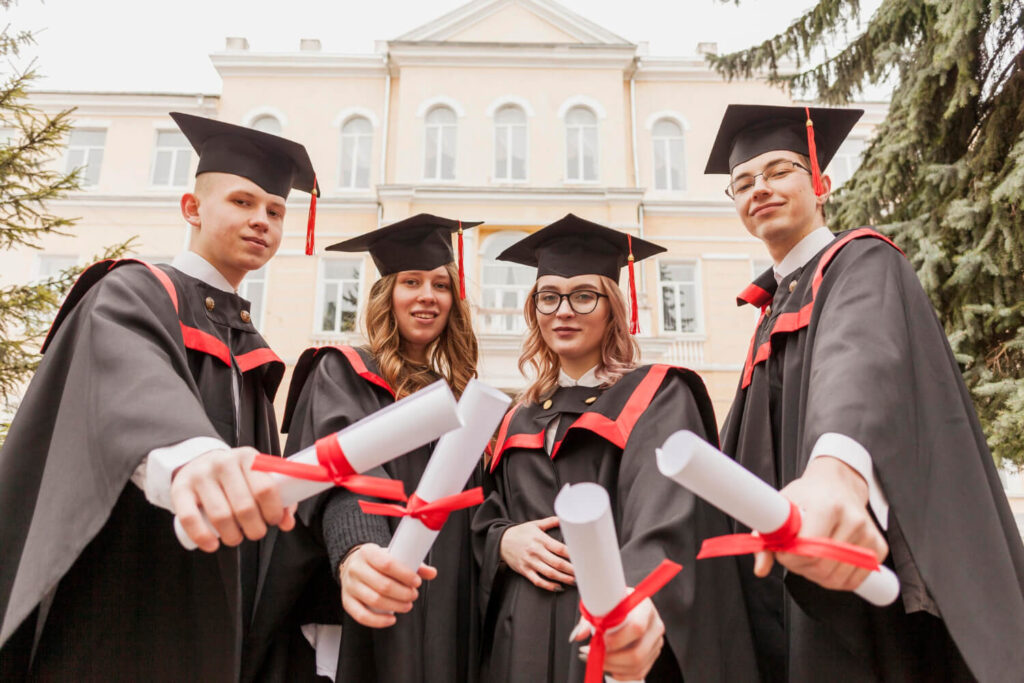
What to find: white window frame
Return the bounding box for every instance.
[338,116,374,190]
[493,105,528,183]
[239,265,269,329]
[656,259,703,335]
[423,106,458,182]
[149,129,192,189]
[478,230,532,335]
[651,118,686,192]
[65,128,106,188]
[314,257,363,336]
[827,137,866,189]
[33,254,79,282]
[564,106,599,183]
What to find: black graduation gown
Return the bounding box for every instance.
[249,345,479,683]
[0,259,284,682]
[472,364,760,683]
[721,229,1024,682]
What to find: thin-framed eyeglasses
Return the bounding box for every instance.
[532,289,608,315]
[725,160,811,199]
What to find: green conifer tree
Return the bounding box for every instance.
[710,0,1024,467]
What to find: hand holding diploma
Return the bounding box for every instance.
[554,482,681,683]
[655,430,899,607]
[339,543,437,629]
[173,379,462,550]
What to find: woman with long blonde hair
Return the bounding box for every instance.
[472,214,758,683]
[256,214,482,683]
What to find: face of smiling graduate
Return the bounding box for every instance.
[181,172,285,289]
[390,266,454,363]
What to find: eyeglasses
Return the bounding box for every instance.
[725,160,811,199]
[532,289,608,315]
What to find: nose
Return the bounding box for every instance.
[249,205,270,231]
[416,283,436,302]
[751,174,772,199]
[555,296,574,318]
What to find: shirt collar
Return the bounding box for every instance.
[774,226,835,283]
[558,365,602,388]
[171,251,237,293]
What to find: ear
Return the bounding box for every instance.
[180,192,201,228]
[816,174,833,208]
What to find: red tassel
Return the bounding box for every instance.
[457,220,466,300]
[627,235,639,335]
[804,107,825,196]
[305,177,318,256]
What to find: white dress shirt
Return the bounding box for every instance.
[773,226,890,529]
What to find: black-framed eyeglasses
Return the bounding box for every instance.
[532,289,608,315]
[725,160,811,199]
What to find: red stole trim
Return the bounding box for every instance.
[236,347,283,373]
[319,345,395,398]
[739,229,904,389]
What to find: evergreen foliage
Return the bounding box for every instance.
[0,0,130,443]
[710,0,1024,467]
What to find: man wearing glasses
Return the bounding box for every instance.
[706,104,1024,682]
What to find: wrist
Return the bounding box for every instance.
[804,455,869,504]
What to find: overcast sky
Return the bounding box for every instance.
[6,0,883,94]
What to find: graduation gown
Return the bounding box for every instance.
[0,259,284,681]
[472,364,759,683]
[721,229,1024,682]
[250,345,479,683]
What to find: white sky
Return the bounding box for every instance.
[6,0,883,94]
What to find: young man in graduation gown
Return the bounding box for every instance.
[0,113,319,681]
[245,215,483,683]
[707,104,1024,682]
[472,216,758,682]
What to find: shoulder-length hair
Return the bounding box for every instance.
[363,262,478,399]
[517,275,638,404]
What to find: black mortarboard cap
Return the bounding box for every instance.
[496,213,664,281]
[327,213,482,297]
[170,112,318,199]
[704,105,863,176]
[497,213,666,333]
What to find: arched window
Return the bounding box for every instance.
[340,116,373,189]
[250,115,282,135]
[424,106,457,180]
[652,119,685,191]
[565,106,598,182]
[480,231,533,334]
[494,105,527,181]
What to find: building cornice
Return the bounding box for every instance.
[386,41,637,71]
[378,183,644,205]
[210,51,388,79]
[642,198,737,216]
[53,193,378,212]
[28,91,219,117]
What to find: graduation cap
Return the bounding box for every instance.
[326,213,483,299]
[496,213,666,334]
[170,112,321,255]
[704,105,863,196]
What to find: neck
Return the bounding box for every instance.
[766,221,820,264]
[191,247,245,290]
[403,342,428,365]
[559,353,600,381]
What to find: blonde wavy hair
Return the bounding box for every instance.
[363,262,478,399]
[518,275,639,404]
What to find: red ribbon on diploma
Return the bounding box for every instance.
[697,501,881,570]
[578,559,682,683]
[251,435,407,501]
[358,488,485,531]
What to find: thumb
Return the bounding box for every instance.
[536,516,561,531]
[753,551,775,577]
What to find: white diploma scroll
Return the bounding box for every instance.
[386,379,512,572]
[655,430,900,607]
[174,379,463,550]
[554,482,643,683]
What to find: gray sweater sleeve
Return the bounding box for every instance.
[321,484,393,580]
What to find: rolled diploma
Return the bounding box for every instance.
[387,379,511,571]
[655,430,900,607]
[554,482,643,683]
[174,379,462,549]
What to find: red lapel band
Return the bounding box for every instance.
[578,559,682,683]
[696,501,881,571]
[358,488,485,531]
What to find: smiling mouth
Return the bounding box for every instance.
[751,203,784,217]
[412,312,438,320]
[553,326,579,332]
[243,236,268,248]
